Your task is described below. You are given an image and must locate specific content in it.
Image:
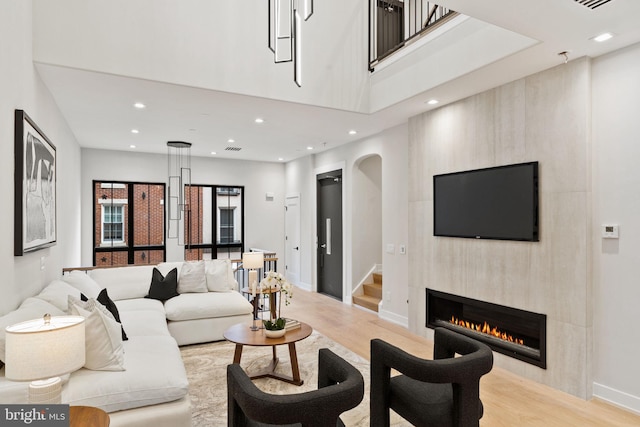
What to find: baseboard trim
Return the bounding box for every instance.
[296,281,312,292]
[378,309,408,328]
[593,382,640,415]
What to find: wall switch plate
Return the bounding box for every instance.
[602,224,619,238]
[399,245,406,254]
[386,244,395,254]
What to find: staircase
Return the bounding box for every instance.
[353,272,382,312]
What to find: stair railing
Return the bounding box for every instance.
[369,0,458,71]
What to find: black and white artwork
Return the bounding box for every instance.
[14,110,57,255]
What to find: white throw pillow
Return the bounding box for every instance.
[156,261,183,278]
[36,280,82,312]
[178,261,208,293]
[68,296,125,371]
[205,259,237,292]
[62,270,102,299]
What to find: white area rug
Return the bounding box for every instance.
[180,330,404,426]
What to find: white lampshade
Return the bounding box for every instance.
[243,252,264,270]
[5,315,86,382]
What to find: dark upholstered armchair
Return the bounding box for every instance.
[227,348,365,427]
[370,328,493,427]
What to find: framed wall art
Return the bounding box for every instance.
[14,110,57,256]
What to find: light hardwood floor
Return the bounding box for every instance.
[283,287,640,427]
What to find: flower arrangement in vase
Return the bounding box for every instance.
[260,271,293,337]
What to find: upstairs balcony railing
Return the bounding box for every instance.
[369,1,458,71]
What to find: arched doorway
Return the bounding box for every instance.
[351,154,382,311]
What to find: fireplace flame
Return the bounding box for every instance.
[449,316,524,345]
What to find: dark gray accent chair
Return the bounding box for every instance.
[370,327,494,427]
[227,348,365,427]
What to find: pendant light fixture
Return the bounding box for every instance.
[167,141,192,247]
[268,0,313,87]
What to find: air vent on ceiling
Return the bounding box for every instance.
[574,0,613,10]
[225,146,242,151]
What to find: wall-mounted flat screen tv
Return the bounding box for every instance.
[433,162,539,241]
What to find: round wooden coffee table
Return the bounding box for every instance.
[70,406,110,427]
[223,322,313,386]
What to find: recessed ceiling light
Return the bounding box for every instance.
[211,151,217,155]
[255,118,264,124]
[592,32,614,42]
[131,129,139,134]
[227,138,235,143]
[129,145,136,149]
[427,99,439,105]
[307,146,313,150]
[133,102,146,109]
[348,130,357,135]
[278,157,284,161]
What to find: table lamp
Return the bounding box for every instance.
[243,251,264,331]
[5,314,85,404]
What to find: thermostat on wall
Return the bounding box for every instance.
[602,224,619,239]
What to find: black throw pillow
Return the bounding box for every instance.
[145,267,179,302]
[97,288,128,341]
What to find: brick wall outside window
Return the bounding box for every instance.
[94,181,166,266]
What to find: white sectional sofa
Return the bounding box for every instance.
[0,259,254,427]
[86,261,254,345]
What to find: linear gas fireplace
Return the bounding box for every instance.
[426,289,547,368]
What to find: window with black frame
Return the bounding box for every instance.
[93,181,166,267]
[184,185,244,261]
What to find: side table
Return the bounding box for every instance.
[70,406,110,427]
[240,286,280,320]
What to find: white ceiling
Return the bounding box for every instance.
[35,0,640,162]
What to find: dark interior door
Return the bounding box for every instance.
[317,170,343,300]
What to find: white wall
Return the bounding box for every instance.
[379,126,410,323]
[287,124,409,324]
[32,0,370,113]
[285,156,315,290]
[0,0,82,315]
[80,149,286,268]
[591,42,640,412]
[352,155,382,284]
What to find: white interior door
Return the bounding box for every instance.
[285,195,301,285]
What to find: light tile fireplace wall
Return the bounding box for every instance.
[407,57,592,399]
